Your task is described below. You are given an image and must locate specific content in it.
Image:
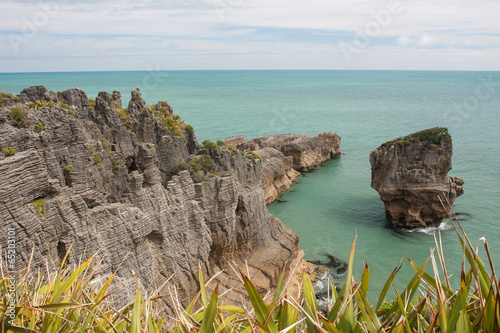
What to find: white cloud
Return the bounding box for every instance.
[397,36,413,46]
[417,34,440,47]
[0,0,500,71]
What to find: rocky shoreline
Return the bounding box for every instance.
[0,86,340,311]
[224,133,342,204]
[0,86,466,315]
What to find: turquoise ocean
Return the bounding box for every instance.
[1,70,499,297]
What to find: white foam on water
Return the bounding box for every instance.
[407,221,452,235]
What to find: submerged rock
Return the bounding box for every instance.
[370,127,464,228]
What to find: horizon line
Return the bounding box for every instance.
[2,68,500,75]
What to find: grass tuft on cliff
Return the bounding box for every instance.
[2,199,500,332]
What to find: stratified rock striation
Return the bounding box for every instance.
[370,127,464,228]
[222,133,341,204]
[255,147,301,204]
[0,86,302,312]
[247,133,342,171]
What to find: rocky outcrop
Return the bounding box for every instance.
[247,133,341,171]
[370,127,464,228]
[17,85,59,104]
[223,136,246,150]
[0,86,301,312]
[222,133,341,204]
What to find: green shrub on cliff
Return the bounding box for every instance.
[151,102,186,137]
[382,127,452,148]
[31,198,46,216]
[189,154,215,174]
[9,106,31,127]
[244,151,262,161]
[88,98,96,112]
[28,100,57,109]
[395,139,411,148]
[201,140,218,152]
[404,127,452,144]
[34,122,44,133]
[2,147,16,157]
[185,124,194,134]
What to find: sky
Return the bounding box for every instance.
[0,0,499,72]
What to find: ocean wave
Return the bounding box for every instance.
[407,221,452,235]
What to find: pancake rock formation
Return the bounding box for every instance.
[0,86,303,312]
[247,133,342,172]
[370,127,464,228]
[224,133,342,204]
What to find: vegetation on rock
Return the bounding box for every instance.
[201,140,218,152]
[2,147,16,157]
[185,124,195,134]
[151,102,186,137]
[383,127,452,147]
[9,106,31,127]
[31,198,46,216]
[34,122,44,133]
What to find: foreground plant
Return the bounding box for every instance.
[2,196,499,332]
[169,197,500,333]
[0,247,164,332]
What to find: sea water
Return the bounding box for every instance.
[1,70,499,298]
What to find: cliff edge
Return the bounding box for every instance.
[370,127,464,228]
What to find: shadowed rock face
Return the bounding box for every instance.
[370,127,464,229]
[0,86,302,312]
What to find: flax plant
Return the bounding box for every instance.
[2,196,500,332]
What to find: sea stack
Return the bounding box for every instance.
[370,127,464,228]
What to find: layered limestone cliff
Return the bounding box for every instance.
[370,127,464,228]
[0,86,302,310]
[223,133,341,204]
[255,148,301,204]
[247,133,342,171]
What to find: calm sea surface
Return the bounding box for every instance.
[1,70,499,297]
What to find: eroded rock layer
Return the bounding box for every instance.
[370,127,464,228]
[0,86,301,311]
[223,133,341,204]
[248,133,342,171]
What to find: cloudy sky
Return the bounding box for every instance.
[1,0,499,72]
